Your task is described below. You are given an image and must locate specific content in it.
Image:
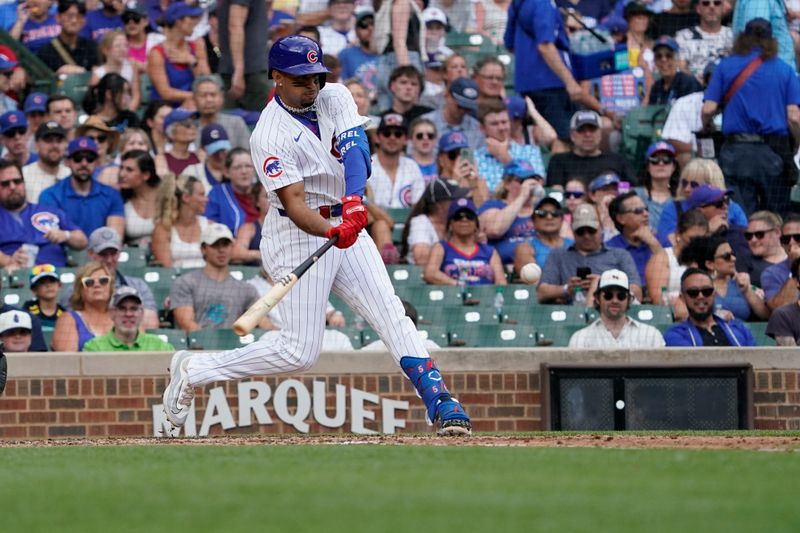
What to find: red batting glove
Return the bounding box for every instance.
[326,220,360,249]
[341,195,368,232]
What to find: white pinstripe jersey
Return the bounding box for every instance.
[249,83,370,211]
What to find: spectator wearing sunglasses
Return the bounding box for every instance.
[634,141,679,232]
[560,178,587,240]
[38,137,125,239]
[765,257,800,346]
[762,214,800,311]
[52,261,115,352]
[339,8,379,94]
[663,267,756,347]
[512,196,573,274]
[607,191,671,284]
[122,3,153,67]
[24,264,65,329]
[370,113,425,209]
[685,184,752,265]
[0,159,87,270]
[645,37,702,105]
[408,118,439,182]
[568,269,665,348]
[74,115,121,186]
[538,203,642,304]
[674,0,732,81]
[743,211,787,289]
[0,111,37,169]
[474,99,545,193]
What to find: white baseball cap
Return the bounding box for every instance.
[598,269,629,291]
[422,7,448,26]
[201,223,234,246]
[0,310,32,335]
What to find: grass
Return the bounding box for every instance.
[2,445,799,533]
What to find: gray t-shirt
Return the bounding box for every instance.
[765,301,800,343]
[541,245,642,287]
[217,0,269,74]
[169,269,259,329]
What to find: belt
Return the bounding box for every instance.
[726,133,765,143]
[277,204,343,218]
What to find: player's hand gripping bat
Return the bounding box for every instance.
[232,235,338,336]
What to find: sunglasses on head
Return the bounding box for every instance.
[4,128,26,138]
[715,251,735,261]
[81,275,111,288]
[702,197,729,209]
[564,190,585,199]
[575,227,598,237]
[380,128,405,138]
[681,179,701,189]
[780,233,800,246]
[534,208,562,219]
[648,155,674,165]
[86,134,107,143]
[0,177,23,188]
[415,132,435,140]
[622,206,648,215]
[684,286,715,298]
[745,229,773,241]
[31,264,56,276]
[71,153,98,163]
[600,288,628,301]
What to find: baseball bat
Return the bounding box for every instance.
[232,235,339,336]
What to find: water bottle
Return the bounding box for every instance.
[574,286,586,307]
[457,266,468,302]
[494,287,505,323]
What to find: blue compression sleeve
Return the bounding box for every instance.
[337,126,371,197]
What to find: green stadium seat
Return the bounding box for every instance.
[418,324,449,347]
[503,304,587,327]
[328,326,363,348]
[228,265,261,282]
[448,323,538,348]
[621,105,669,174]
[386,264,424,286]
[628,305,674,326]
[187,328,256,350]
[327,293,358,326]
[117,247,149,270]
[55,72,92,107]
[141,267,179,309]
[147,328,188,350]
[66,248,89,267]
[42,328,53,351]
[416,302,500,328]
[463,285,537,306]
[534,324,585,347]
[2,287,32,306]
[745,321,775,347]
[394,285,464,307]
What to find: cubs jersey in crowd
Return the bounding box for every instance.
[0,203,78,266]
[439,240,497,285]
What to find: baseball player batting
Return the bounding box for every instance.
[162,36,471,436]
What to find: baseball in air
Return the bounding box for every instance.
[520,263,542,285]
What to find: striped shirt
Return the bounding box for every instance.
[475,142,546,193]
[568,317,665,348]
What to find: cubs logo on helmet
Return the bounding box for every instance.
[262,156,284,179]
[268,35,330,88]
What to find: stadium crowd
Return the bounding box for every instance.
[0,0,799,353]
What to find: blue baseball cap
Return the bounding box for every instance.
[438,130,469,152]
[504,96,526,120]
[0,111,27,134]
[602,14,628,34]
[163,108,198,132]
[164,2,203,24]
[653,36,679,53]
[67,136,99,157]
[589,172,621,192]
[447,197,478,221]
[23,92,48,114]
[744,17,772,39]
[449,77,479,111]
[645,140,676,159]
[687,185,733,211]
[201,123,231,155]
[504,159,542,181]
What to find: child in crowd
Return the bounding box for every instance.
[23,264,65,329]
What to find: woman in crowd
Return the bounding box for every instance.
[424,199,506,286]
[436,131,488,206]
[232,183,268,265]
[123,3,158,67]
[205,148,258,234]
[143,100,172,155]
[84,73,141,134]
[657,158,748,241]
[151,174,209,268]
[147,2,209,107]
[400,178,470,265]
[704,234,769,322]
[155,109,204,184]
[635,141,680,231]
[443,53,469,84]
[52,262,114,352]
[560,178,587,240]
[76,115,121,187]
[119,150,161,247]
[623,2,655,88]
[90,31,142,112]
[409,117,438,183]
[586,172,621,240]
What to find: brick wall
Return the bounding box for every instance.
[1,365,798,439]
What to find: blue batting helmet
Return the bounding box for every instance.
[268,35,330,87]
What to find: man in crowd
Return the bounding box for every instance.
[742,211,787,289]
[37,0,100,76]
[703,18,800,216]
[338,7,378,98]
[568,269,665,348]
[685,184,750,262]
[765,258,800,346]
[80,0,124,42]
[23,121,70,203]
[370,113,426,209]
[647,37,702,106]
[664,268,756,346]
[46,95,78,135]
[83,287,174,352]
[0,309,34,352]
[218,0,270,110]
[513,196,572,273]
[318,0,356,57]
[763,214,800,311]
[607,191,670,283]
[0,159,86,269]
[546,110,635,188]
[733,0,797,73]
[0,111,37,168]
[193,75,251,150]
[23,93,49,143]
[422,77,485,153]
[200,124,231,187]
[38,137,125,239]
[170,223,264,331]
[675,0,733,81]
[475,99,545,192]
[649,0,699,38]
[538,204,642,303]
[381,66,433,124]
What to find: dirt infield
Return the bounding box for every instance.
[2,434,799,451]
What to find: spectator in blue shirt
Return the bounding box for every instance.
[513,196,574,274]
[81,0,124,41]
[38,137,125,239]
[0,159,87,269]
[702,18,800,217]
[607,191,670,283]
[664,267,757,346]
[10,0,60,54]
[763,214,800,311]
[339,7,379,99]
[0,111,38,168]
